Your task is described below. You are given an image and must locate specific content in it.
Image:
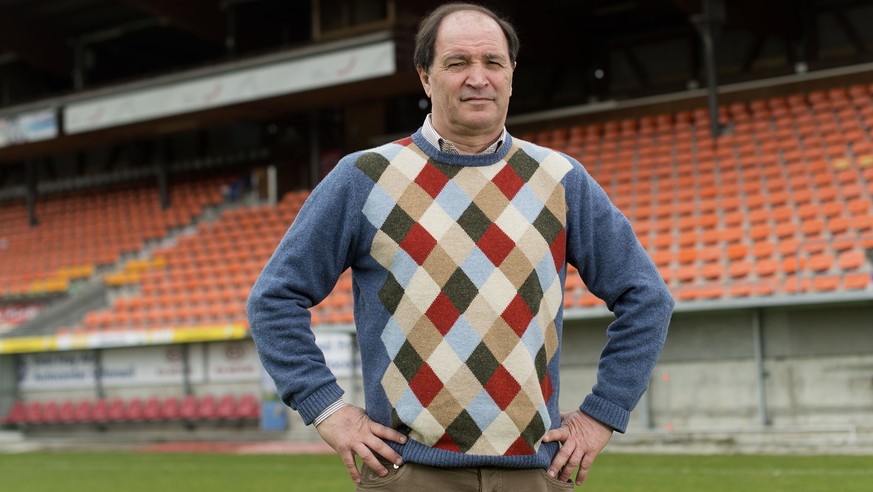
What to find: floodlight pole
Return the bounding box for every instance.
[691,0,725,138]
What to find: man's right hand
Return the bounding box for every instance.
[315,404,408,484]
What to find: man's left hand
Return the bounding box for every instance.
[542,410,613,487]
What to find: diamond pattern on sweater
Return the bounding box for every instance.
[358,143,572,457]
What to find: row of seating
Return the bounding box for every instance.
[2,393,260,428]
[524,83,873,300]
[533,84,873,143]
[0,178,226,298]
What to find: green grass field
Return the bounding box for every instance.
[1,451,871,491]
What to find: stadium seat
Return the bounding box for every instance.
[179,395,199,421]
[73,400,94,423]
[126,398,145,422]
[56,400,77,424]
[92,399,110,423]
[813,276,841,292]
[107,398,127,422]
[216,395,237,421]
[42,401,61,424]
[142,397,162,422]
[161,396,182,421]
[844,273,872,290]
[234,394,260,421]
[3,401,27,427]
[25,401,44,425]
[838,250,865,271]
[196,395,219,421]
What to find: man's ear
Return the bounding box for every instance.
[417,66,432,98]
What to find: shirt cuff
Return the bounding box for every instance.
[313,398,346,427]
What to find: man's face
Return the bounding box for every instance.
[418,10,514,144]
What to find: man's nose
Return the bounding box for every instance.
[465,64,489,87]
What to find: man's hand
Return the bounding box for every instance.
[315,404,408,484]
[542,410,613,487]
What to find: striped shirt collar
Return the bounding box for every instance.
[421,114,506,155]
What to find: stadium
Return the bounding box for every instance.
[1,0,872,489]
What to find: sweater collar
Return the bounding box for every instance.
[421,114,507,155]
[412,128,513,168]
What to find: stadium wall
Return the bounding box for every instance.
[560,303,873,439]
[4,302,872,444]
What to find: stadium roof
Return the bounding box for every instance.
[0,0,872,162]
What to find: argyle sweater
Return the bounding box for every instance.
[248,129,673,469]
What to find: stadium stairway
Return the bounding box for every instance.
[0,178,225,301]
[0,177,229,337]
[64,190,315,334]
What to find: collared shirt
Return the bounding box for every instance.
[421,114,506,155]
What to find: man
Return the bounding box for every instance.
[248,2,673,490]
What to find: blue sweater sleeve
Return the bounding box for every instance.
[247,156,363,424]
[563,159,674,433]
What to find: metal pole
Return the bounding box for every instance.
[182,344,193,396]
[25,161,38,226]
[691,0,725,138]
[751,309,770,426]
[94,349,105,399]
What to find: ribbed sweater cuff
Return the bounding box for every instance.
[297,383,345,425]
[580,394,630,433]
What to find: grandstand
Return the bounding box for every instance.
[1,0,872,450]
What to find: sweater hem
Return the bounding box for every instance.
[385,439,559,469]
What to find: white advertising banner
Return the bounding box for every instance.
[207,341,261,382]
[315,332,357,378]
[0,108,59,148]
[17,337,355,391]
[64,40,396,134]
[18,351,97,390]
[18,345,206,390]
[101,344,204,387]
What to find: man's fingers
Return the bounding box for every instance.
[547,438,575,478]
[558,445,584,483]
[354,443,389,481]
[370,421,409,446]
[575,451,598,486]
[541,426,568,443]
[364,435,404,467]
[340,451,362,484]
